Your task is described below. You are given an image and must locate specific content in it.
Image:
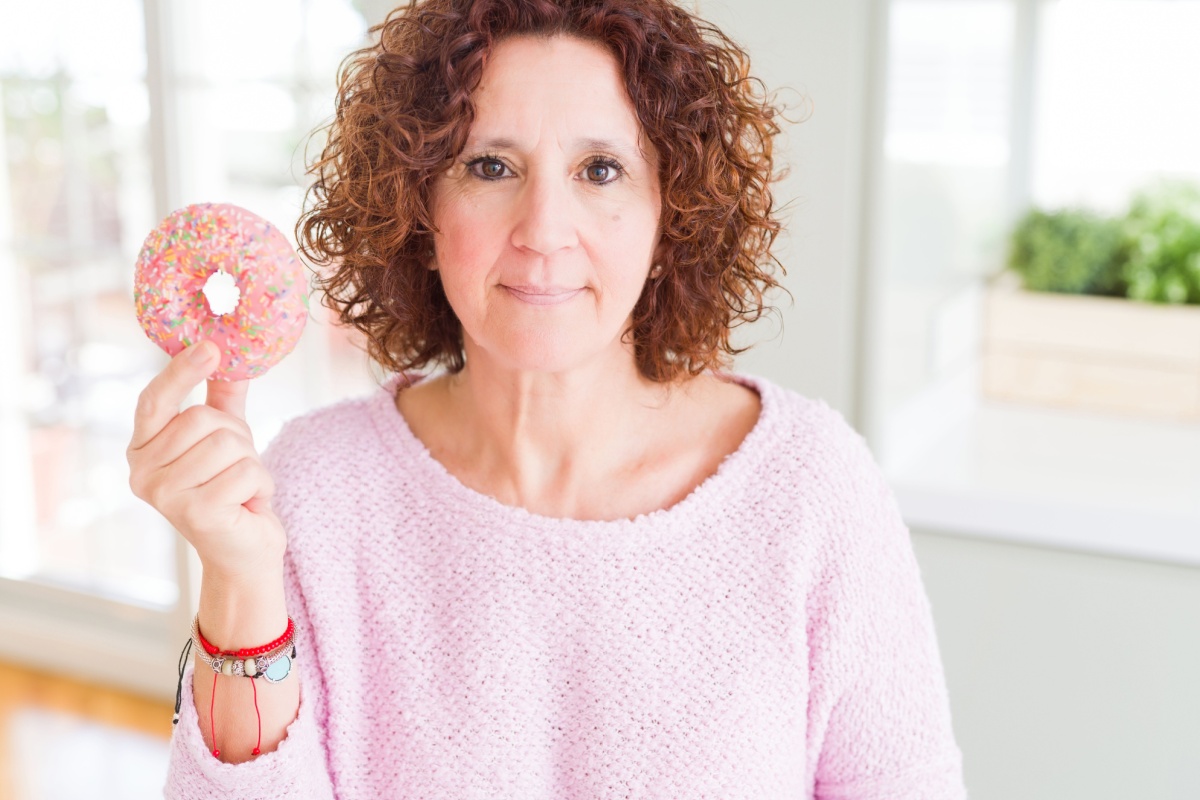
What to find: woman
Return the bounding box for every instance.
[131,0,967,796]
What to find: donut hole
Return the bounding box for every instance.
[202,268,241,316]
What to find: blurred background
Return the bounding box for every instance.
[0,0,1197,797]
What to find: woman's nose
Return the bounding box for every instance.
[509,170,580,256]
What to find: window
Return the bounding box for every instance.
[869,0,1200,566]
[1031,0,1200,210]
[0,0,380,696]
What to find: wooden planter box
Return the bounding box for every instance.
[982,270,1200,422]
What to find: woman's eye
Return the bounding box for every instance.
[585,164,610,183]
[584,159,623,185]
[470,158,507,179]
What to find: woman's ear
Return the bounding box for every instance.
[650,239,668,274]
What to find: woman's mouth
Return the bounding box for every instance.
[502,286,585,305]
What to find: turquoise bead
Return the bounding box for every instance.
[264,655,292,683]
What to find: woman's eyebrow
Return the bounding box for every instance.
[574,137,640,159]
[465,136,521,153]
[466,136,643,161]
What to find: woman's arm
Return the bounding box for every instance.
[807,414,968,800]
[164,537,337,797]
[158,400,342,797]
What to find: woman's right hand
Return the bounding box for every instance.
[126,340,286,584]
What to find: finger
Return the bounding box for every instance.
[157,404,254,467]
[130,340,219,452]
[174,458,259,540]
[151,427,258,502]
[128,405,251,502]
[206,374,250,423]
[186,457,273,525]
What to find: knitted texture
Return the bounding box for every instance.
[164,370,967,799]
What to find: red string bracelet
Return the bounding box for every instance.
[251,675,262,755]
[209,670,220,758]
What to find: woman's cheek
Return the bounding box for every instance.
[436,197,500,271]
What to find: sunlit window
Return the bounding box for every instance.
[874,0,1200,449]
[1031,0,1200,211]
[872,0,1200,562]
[0,0,164,603]
[876,0,1016,427]
[0,0,373,610]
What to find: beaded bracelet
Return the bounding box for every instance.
[194,613,293,657]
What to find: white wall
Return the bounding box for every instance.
[698,0,876,417]
[915,529,1200,800]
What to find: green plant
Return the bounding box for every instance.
[1006,207,1125,296]
[1120,181,1200,305]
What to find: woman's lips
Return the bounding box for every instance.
[503,286,585,305]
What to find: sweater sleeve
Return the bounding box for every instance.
[807,413,968,800]
[162,545,337,799]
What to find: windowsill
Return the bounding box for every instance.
[0,576,181,701]
[880,365,1200,567]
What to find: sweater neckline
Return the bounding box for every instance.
[367,369,777,532]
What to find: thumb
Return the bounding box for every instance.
[204,366,250,423]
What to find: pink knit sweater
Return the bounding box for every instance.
[164,370,967,799]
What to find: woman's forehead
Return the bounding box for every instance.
[467,35,654,160]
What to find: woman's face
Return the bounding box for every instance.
[429,34,662,375]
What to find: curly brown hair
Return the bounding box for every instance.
[297,0,795,383]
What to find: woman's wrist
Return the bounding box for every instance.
[197,572,289,651]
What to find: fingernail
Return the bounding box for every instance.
[188,341,212,363]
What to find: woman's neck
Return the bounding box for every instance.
[397,348,722,519]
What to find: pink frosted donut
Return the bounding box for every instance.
[134,202,309,381]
